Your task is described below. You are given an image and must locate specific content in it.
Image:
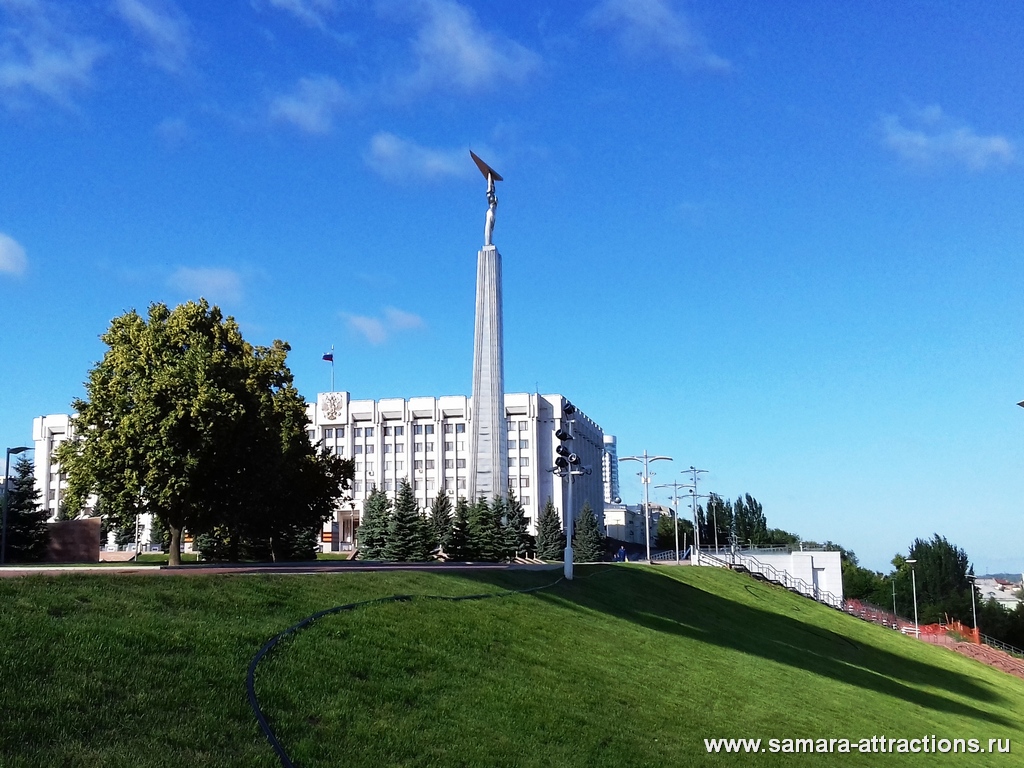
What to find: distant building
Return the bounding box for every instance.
[602,435,620,504]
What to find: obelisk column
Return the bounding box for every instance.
[468,152,508,502]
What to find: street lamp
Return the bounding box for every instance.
[2,446,33,566]
[619,451,672,562]
[655,480,689,564]
[906,558,919,637]
[968,574,979,643]
[684,487,710,564]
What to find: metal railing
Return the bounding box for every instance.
[695,549,843,609]
[980,632,1024,659]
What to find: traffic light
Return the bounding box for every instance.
[553,419,580,474]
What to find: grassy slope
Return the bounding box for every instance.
[0,565,1021,767]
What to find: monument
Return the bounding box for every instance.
[467,151,508,502]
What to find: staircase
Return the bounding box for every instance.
[696,549,844,610]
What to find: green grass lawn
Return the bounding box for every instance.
[0,565,1021,767]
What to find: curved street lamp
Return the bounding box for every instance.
[2,446,34,565]
[619,451,672,562]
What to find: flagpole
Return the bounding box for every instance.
[330,344,335,392]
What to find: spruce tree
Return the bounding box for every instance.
[448,497,470,560]
[384,479,422,562]
[502,491,532,560]
[417,509,437,561]
[429,490,453,554]
[357,486,391,560]
[4,457,49,562]
[574,501,604,563]
[536,497,564,561]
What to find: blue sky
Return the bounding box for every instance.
[1,0,1022,573]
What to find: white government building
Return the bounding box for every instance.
[32,392,611,553]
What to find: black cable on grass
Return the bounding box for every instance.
[246,569,615,768]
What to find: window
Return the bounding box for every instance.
[324,428,334,438]
[354,427,362,437]
[414,424,423,435]
[444,423,454,434]
[456,423,465,434]
[508,440,517,450]
[508,457,516,467]
[395,426,404,436]
[508,477,518,489]
[385,461,393,470]
[445,441,454,451]
[520,440,529,449]
[396,461,404,470]
[365,445,375,454]
[426,441,434,452]
[458,478,466,489]
[365,427,374,437]
[396,443,404,453]
[506,420,514,431]
[384,480,393,491]
[414,460,423,470]
[336,446,344,456]
[337,427,345,438]
[519,420,527,430]
[385,427,393,436]
[426,459,435,470]
[355,462,362,472]
[427,479,436,490]
[425,425,434,435]
[445,459,454,469]
[414,480,423,490]
[414,442,423,452]
[444,479,453,490]
[520,457,529,467]
[306,430,315,441]
[354,445,363,454]
[457,441,465,451]
[354,481,363,492]
[522,496,530,505]
[456,458,466,469]
[384,444,392,454]
[520,477,530,487]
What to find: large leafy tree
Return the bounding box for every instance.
[357,486,391,560]
[573,501,604,563]
[536,498,564,561]
[3,457,49,562]
[58,300,349,565]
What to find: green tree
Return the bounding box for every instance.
[573,502,604,563]
[893,535,974,625]
[417,509,437,562]
[447,497,470,560]
[466,496,502,562]
[502,491,532,560]
[3,457,49,562]
[357,486,391,560]
[429,490,453,553]
[536,498,564,561]
[57,300,349,565]
[384,480,424,562]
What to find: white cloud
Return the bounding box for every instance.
[881,106,1015,172]
[112,0,190,73]
[0,232,27,276]
[365,132,473,181]
[345,306,425,345]
[256,0,338,30]
[392,0,540,94]
[0,0,104,106]
[168,267,243,304]
[269,74,348,134]
[587,0,730,73]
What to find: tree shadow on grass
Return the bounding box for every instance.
[454,565,1013,728]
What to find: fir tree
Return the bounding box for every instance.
[3,457,49,562]
[429,490,453,553]
[502,491,532,560]
[536,497,564,561]
[448,497,470,560]
[417,509,437,561]
[573,501,604,563]
[357,486,391,560]
[384,479,423,562]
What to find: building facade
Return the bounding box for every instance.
[307,391,607,551]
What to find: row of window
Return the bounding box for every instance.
[508,476,530,487]
[322,424,468,439]
[508,440,529,449]
[330,441,471,456]
[507,420,529,431]
[508,457,530,467]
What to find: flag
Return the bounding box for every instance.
[322,353,334,362]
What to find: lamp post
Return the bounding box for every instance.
[906,558,919,637]
[684,488,710,564]
[655,480,689,564]
[619,451,672,562]
[968,574,979,643]
[2,446,33,566]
